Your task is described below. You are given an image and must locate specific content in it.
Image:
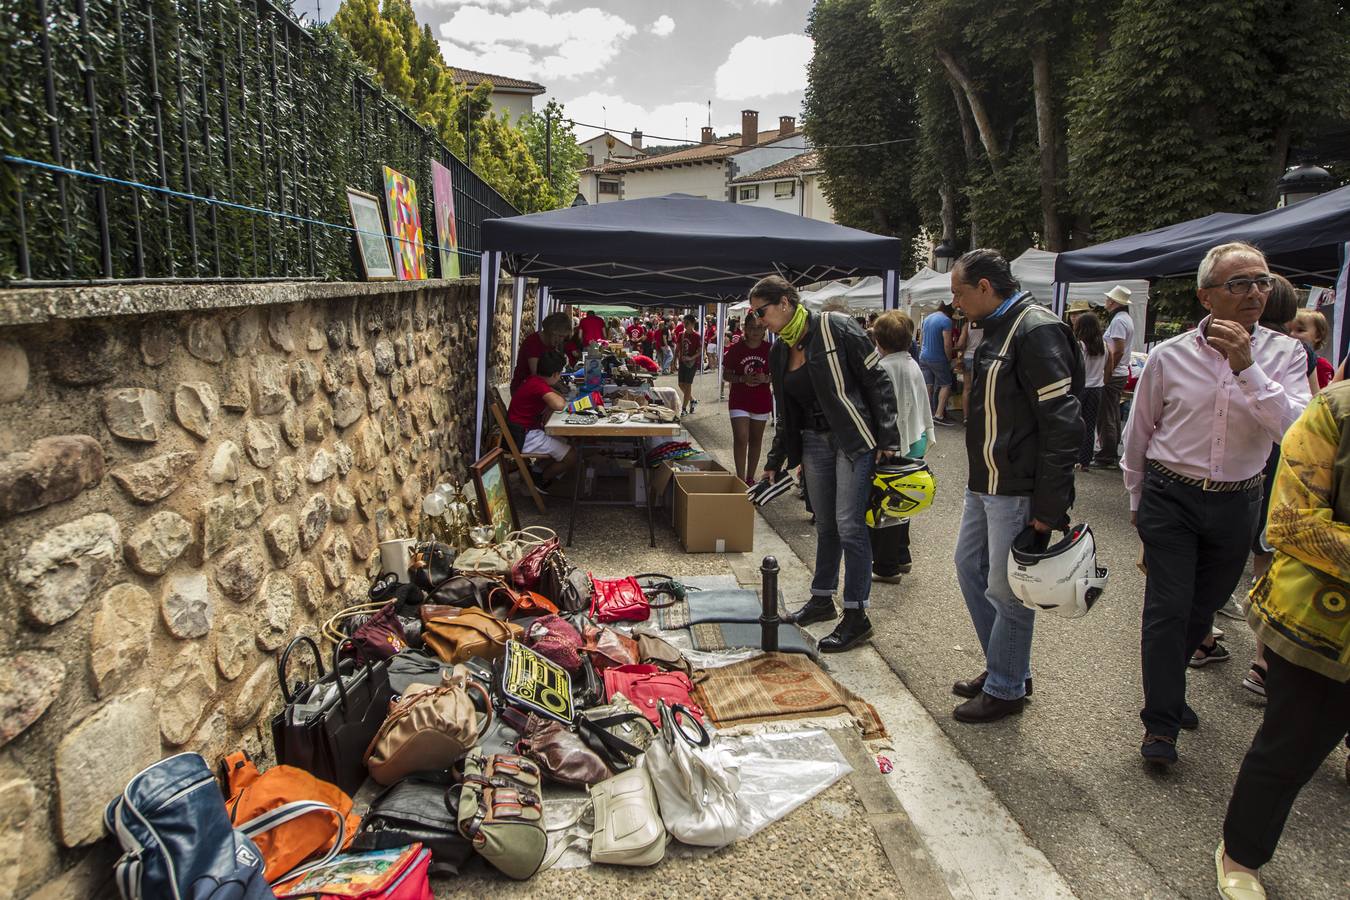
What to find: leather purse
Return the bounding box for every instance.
[525,615,583,671]
[634,630,692,676]
[588,575,651,623]
[588,766,666,867]
[485,583,559,620]
[349,602,411,663]
[539,551,591,613]
[582,623,640,671]
[350,775,474,877]
[507,527,560,591]
[363,672,491,785]
[424,574,501,610]
[410,542,456,592]
[454,544,514,577]
[457,751,547,880]
[572,655,605,709]
[517,713,613,787]
[601,665,702,728]
[643,703,742,848]
[423,609,524,664]
[576,692,655,770]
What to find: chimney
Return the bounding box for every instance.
[779,115,796,137]
[586,152,594,166]
[630,129,643,151]
[741,110,759,147]
[701,126,715,144]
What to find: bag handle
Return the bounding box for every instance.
[505,526,557,548]
[436,612,514,646]
[319,601,389,647]
[240,800,346,887]
[277,635,325,705]
[668,703,710,748]
[465,680,495,740]
[634,573,682,610]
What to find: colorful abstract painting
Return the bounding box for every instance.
[381,165,426,280]
[430,160,460,279]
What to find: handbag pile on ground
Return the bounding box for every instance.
[105,528,750,897]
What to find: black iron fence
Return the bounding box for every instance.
[0,0,517,286]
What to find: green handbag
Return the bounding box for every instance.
[457,750,548,880]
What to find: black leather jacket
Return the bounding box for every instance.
[965,295,1084,528]
[765,310,900,472]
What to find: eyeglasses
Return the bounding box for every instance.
[748,302,774,320]
[1207,275,1275,296]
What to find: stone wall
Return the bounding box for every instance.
[0,278,532,897]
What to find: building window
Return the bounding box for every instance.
[738,185,759,201]
[598,180,619,195]
[774,180,795,199]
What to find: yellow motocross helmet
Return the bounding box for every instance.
[866,458,936,527]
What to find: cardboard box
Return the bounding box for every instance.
[674,473,754,553]
[651,457,726,499]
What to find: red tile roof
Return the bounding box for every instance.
[448,67,546,94]
[599,128,804,174]
[731,151,820,184]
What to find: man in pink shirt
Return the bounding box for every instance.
[1123,242,1311,766]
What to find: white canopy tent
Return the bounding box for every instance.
[900,267,952,314]
[1013,248,1149,351]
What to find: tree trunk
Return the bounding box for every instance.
[1265,118,1293,209]
[939,185,957,244]
[937,48,1002,171]
[949,83,980,165]
[1030,42,1065,250]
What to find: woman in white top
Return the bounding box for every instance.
[1073,310,1107,471]
[870,311,935,581]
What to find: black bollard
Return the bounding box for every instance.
[760,555,780,652]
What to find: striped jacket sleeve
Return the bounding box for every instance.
[1020,321,1083,528]
[831,314,901,453]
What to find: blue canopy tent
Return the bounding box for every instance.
[474,194,907,455]
[1051,187,1350,360]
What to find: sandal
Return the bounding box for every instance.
[1215,842,1266,899]
[1242,663,1267,698]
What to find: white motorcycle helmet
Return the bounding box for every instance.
[1007,524,1107,619]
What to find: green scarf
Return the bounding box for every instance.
[778,304,809,347]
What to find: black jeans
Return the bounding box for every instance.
[1137,470,1262,737]
[1222,651,1350,868]
[869,520,911,576]
[1094,374,1126,464]
[1078,386,1103,466]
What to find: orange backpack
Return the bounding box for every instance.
[224,751,362,883]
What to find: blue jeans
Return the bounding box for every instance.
[954,490,1035,700]
[801,431,876,610]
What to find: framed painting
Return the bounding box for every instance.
[345,189,396,281]
[471,447,518,543]
[381,165,427,280]
[430,160,460,279]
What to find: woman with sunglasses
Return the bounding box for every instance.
[753,276,901,652]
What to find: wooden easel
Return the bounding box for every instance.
[491,385,549,514]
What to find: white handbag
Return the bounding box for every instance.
[587,766,666,866]
[642,702,744,848]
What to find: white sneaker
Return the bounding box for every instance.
[1216,596,1245,620]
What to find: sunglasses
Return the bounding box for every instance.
[748,300,778,319]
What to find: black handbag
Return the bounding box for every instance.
[349,775,473,877]
[270,636,394,796]
[539,550,591,613]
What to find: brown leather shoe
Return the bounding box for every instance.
[952,671,1033,699]
[953,692,1025,723]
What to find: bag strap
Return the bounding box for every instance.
[276,636,325,705]
[239,800,346,887]
[319,601,389,647]
[505,526,557,548]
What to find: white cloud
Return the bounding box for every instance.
[438,6,636,81]
[419,0,559,8]
[714,33,812,101]
[650,15,675,37]
[559,92,737,146]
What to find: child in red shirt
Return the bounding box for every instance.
[505,350,575,487]
[722,315,772,482]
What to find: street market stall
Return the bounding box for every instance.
[1011,248,1150,351]
[1052,186,1350,360]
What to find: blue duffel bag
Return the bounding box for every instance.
[105,752,274,900]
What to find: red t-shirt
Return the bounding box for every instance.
[1316,356,1334,388]
[650,327,667,349]
[674,323,685,342]
[579,314,606,346]
[510,331,548,393]
[704,324,717,344]
[629,354,660,373]
[625,324,646,345]
[678,330,702,361]
[562,340,581,365]
[508,375,557,430]
[724,340,772,414]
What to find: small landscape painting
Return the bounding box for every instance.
[471,448,517,543]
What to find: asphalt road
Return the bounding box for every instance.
[677,374,1349,900]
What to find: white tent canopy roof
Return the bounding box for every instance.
[1012,248,1150,308]
[901,267,952,312]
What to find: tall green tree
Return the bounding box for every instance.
[519,100,586,209]
[803,0,920,266]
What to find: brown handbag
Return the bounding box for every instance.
[423,608,524,664]
[517,713,613,787]
[583,623,640,671]
[634,630,693,677]
[363,672,491,785]
[485,583,560,620]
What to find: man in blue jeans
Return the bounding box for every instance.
[949,250,1084,723]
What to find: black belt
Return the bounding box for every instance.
[1147,459,1262,493]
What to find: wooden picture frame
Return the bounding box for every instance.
[345,188,396,281]
[471,447,518,543]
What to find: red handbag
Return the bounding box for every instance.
[526,615,584,671]
[588,573,678,623]
[509,528,560,592]
[601,664,703,727]
[349,602,410,663]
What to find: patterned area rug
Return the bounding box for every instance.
[692,652,887,740]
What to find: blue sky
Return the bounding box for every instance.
[293,0,815,142]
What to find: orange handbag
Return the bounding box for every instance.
[224,751,361,884]
[486,583,560,619]
[423,608,523,664]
